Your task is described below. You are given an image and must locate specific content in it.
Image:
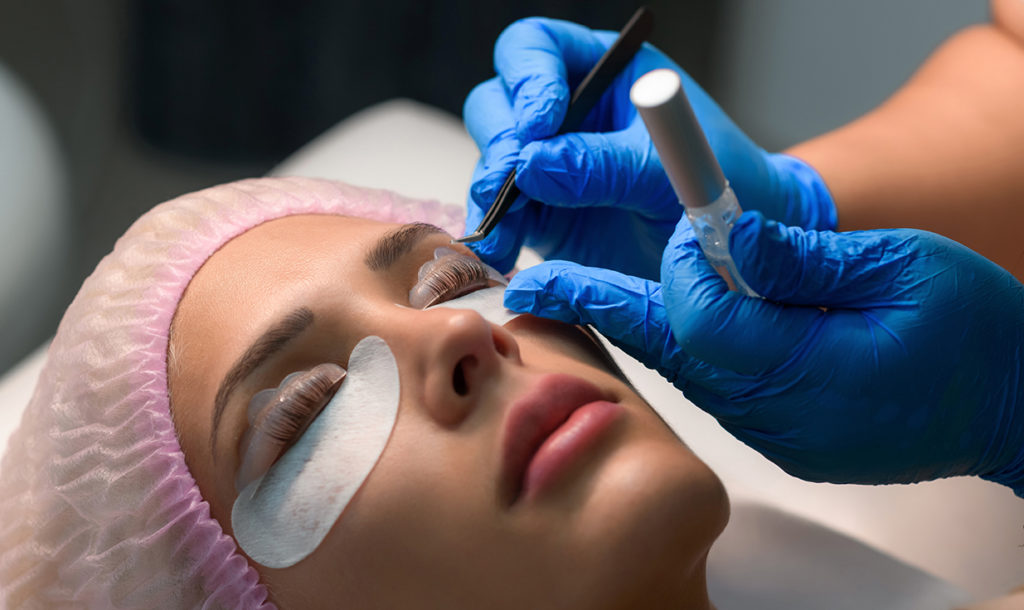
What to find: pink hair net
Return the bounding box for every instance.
[0,177,465,608]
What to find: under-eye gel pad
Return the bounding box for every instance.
[231,335,400,568]
[428,285,523,326]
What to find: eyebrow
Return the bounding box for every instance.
[210,307,315,458]
[364,222,445,271]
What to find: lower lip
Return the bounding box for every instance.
[522,400,623,502]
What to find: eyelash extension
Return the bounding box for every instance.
[236,363,345,493]
[419,256,491,305]
[411,251,504,309]
[251,363,345,445]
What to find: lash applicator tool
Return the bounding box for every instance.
[630,68,759,297]
[453,6,654,245]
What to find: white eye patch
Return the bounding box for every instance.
[428,284,524,326]
[231,335,400,568]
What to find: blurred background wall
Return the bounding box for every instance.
[0,0,988,372]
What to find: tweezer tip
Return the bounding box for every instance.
[451,232,485,244]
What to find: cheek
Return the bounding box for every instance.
[567,416,729,585]
[509,317,618,375]
[290,411,505,603]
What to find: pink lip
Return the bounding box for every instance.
[499,374,621,506]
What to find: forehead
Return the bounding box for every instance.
[218,213,394,261]
[181,213,396,309]
[169,214,401,383]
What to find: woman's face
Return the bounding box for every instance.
[169,214,728,609]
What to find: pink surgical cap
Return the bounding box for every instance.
[0,177,465,608]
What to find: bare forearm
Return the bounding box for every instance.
[786,22,1024,281]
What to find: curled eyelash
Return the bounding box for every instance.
[409,248,506,309]
[236,363,345,492]
[253,366,343,443]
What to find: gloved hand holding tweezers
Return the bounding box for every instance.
[462,17,836,276]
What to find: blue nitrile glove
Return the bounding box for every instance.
[463,17,836,277]
[505,212,1024,494]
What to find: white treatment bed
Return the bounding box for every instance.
[1,99,1020,606]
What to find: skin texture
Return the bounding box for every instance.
[787,0,1024,281]
[168,214,728,609]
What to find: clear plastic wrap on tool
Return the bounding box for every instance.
[630,68,759,297]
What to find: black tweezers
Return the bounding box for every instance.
[453,6,654,244]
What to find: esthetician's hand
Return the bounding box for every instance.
[505,211,1024,496]
[463,17,836,276]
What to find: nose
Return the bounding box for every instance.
[405,308,520,428]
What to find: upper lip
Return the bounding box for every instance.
[499,373,612,506]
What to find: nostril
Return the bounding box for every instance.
[453,355,476,396]
[492,328,513,358]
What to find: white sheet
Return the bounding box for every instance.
[708,502,968,608]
